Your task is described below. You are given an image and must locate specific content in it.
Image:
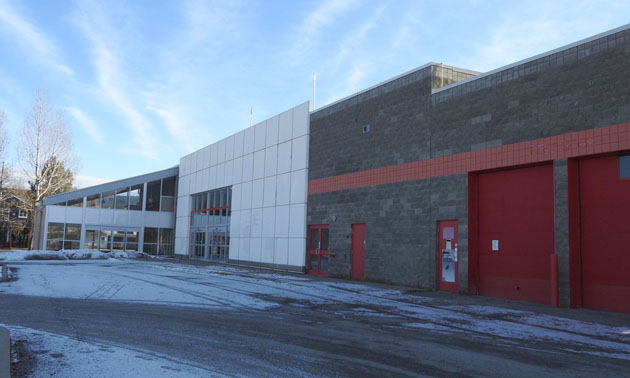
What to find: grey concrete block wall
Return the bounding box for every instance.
[307,26,630,294]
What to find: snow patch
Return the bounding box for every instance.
[3,325,223,378]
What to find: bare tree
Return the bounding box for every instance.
[18,90,77,247]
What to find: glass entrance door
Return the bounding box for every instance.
[307,225,329,276]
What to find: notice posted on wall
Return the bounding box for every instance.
[492,240,499,251]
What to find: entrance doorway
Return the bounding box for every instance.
[351,223,365,280]
[437,220,458,293]
[307,225,329,276]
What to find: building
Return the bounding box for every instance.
[0,191,30,249]
[34,25,630,312]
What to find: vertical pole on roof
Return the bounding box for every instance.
[249,106,253,127]
[313,72,317,111]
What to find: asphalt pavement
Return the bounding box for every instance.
[0,261,629,377]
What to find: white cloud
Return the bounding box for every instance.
[287,0,361,65]
[73,174,110,189]
[0,0,73,76]
[73,1,162,160]
[465,1,622,72]
[65,106,104,144]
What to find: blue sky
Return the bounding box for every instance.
[0,0,628,188]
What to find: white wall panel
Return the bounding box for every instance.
[274,205,290,238]
[253,150,265,180]
[265,116,279,147]
[261,238,274,263]
[229,210,241,238]
[229,236,239,259]
[224,160,233,186]
[217,139,226,164]
[262,207,275,238]
[200,169,209,192]
[202,146,211,170]
[263,176,277,208]
[239,238,250,261]
[242,153,254,182]
[249,238,262,262]
[209,166,217,190]
[240,209,252,239]
[240,181,252,210]
[278,109,293,143]
[232,157,243,184]
[210,143,218,167]
[216,163,225,188]
[251,208,263,238]
[233,131,244,158]
[231,183,242,211]
[225,135,235,161]
[276,173,291,206]
[264,145,278,177]
[292,102,310,138]
[251,179,264,209]
[288,238,306,267]
[274,238,289,265]
[289,203,306,238]
[290,169,308,204]
[254,120,266,151]
[277,141,292,174]
[244,126,255,154]
[291,135,308,171]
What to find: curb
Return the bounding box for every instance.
[0,326,9,378]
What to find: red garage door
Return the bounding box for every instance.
[578,155,630,313]
[478,164,554,304]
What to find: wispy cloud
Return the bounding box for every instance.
[65,106,104,144]
[466,1,619,72]
[74,174,110,189]
[287,0,361,65]
[0,0,73,76]
[72,0,162,159]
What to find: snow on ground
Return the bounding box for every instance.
[1,257,629,361]
[4,325,223,378]
[0,249,148,261]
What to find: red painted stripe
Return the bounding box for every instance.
[308,122,630,195]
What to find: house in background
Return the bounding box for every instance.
[0,190,30,249]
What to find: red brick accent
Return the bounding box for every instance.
[308,123,630,195]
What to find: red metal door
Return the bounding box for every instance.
[477,164,554,304]
[351,223,365,280]
[437,220,458,293]
[307,225,329,276]
[578,155,630,313]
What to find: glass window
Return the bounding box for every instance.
[144,228,158,243]
[129,184,143,210]
[46,240,62,251]
[162,176,176,196]
[143,244,157,254]
[63,241,80,250]
[85,230,99,250]
[101,191,115,209]
[67,198,83,207]
[86,194,100,208]
[126,231,138,244]
[159,228,173,245]
[47,223,64,240]
[65,224,81,241]
[115,187,129,210]
[112,231,126,251]
[54,201,66,206]
[146,180,161,211]
[99,230,111,251]
[160,197,175,212]
[620,155,630,178]
[321,229,329,250]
